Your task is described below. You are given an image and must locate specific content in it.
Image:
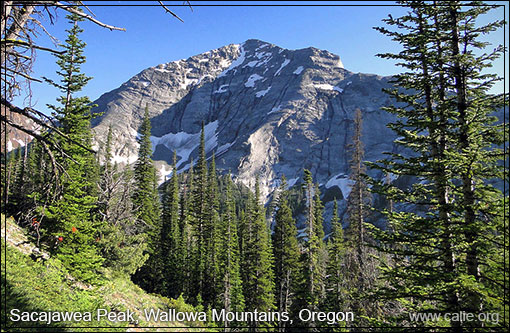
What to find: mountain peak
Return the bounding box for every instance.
[91,39,391,203]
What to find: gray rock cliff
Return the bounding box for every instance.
[90,39,399,222]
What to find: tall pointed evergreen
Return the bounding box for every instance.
[190,123,208,302]
[242,177,275,326]
[159,151,182,296]
[272,176,300,330]
[205,153,221,306]
[218,173,244,329]
[132,105,161,291]
[43,12,103,283]
[346,109,371,278]
[325,200,346,309]
[97,127,147,276]
[370,2,507,329]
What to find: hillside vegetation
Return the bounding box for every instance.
[1,215,205,332]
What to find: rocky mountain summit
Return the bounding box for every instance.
[90,39,398,220]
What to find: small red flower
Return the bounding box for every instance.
[71,226,77,233]
[58,236,63,242]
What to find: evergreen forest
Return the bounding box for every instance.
[1,1,508,332]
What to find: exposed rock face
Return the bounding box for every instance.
[90,39,398,210]
[2,104,41,153]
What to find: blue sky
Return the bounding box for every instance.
[14,1,508,113]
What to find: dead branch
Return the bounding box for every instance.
[52,1,126,31]
[2,98,96,154]
[2,39,65,54]
[158,1,184,22]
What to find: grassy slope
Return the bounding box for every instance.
[1,215,208,332]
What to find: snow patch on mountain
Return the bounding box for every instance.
[216,140,235,156]
[326,173,354,198]
[149,121,219,168]
[245,74,263,88]
[268,105,282,114]
[213,84,229,94]
[314,83,343,93]
[255,86,271,97]
[287,177,299,189]
[275,59,290,76]
[293,66,304,75]
[218,44,244,78]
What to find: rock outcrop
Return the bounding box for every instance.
[90,39,398,222]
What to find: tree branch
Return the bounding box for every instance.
[1,98,96,154]
[1,38,64,54]
[53,1,126,31]
[158,1,184,22]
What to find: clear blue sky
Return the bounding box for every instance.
[14,1,508,114]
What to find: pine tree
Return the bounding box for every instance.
[272,176,300,331]
[205,153,221,307]
[43,12,103,283]
[325,200,346,307]
[295,170,327,330]
[97,126,147,276]
[325,200,348,331]
[160,151,182,297]
[370,1,507,328]
[242,177,275,327]
[132,105,161,291]
[180,161,195,300]
[218,173,245,329]
[191,123,208,302]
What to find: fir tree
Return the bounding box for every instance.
[205,153,221,307]
[43,12,103,283]
[295,170,327,330]
[325,200,348,331]
[191,123,208,302]
[272,176,300,331]
[180,161,195,300]
[218,173,245,329]
[132,105,161,291]
[242,177,275,327]
[97,126,147,276]
[160,151,182,297]
[370,2,507,329]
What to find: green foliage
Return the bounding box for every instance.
[272,176,300,329]
[370,1,507,329]
[294,170,327,329]
[241,177,275,327]
[216,173,245,328]
[1,241,125,332]
[42,13,103,283]
[97,128,148,276]
[131,105,161,292]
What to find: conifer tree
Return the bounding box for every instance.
[132,105,161,291]
[370,2,507,328]
[205,153,221,306]
[218,173,245,329]
[325,200,346,309]
[160,151,182,297]
[312,184,327,305]
[191,123,208,302]
[180,161,195,300]
[97,126,147,276]
[242,177,275,327]
[294,170,327,330]
[346,109,371,278]
[43,12,103,283]
[272,176,300,331]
